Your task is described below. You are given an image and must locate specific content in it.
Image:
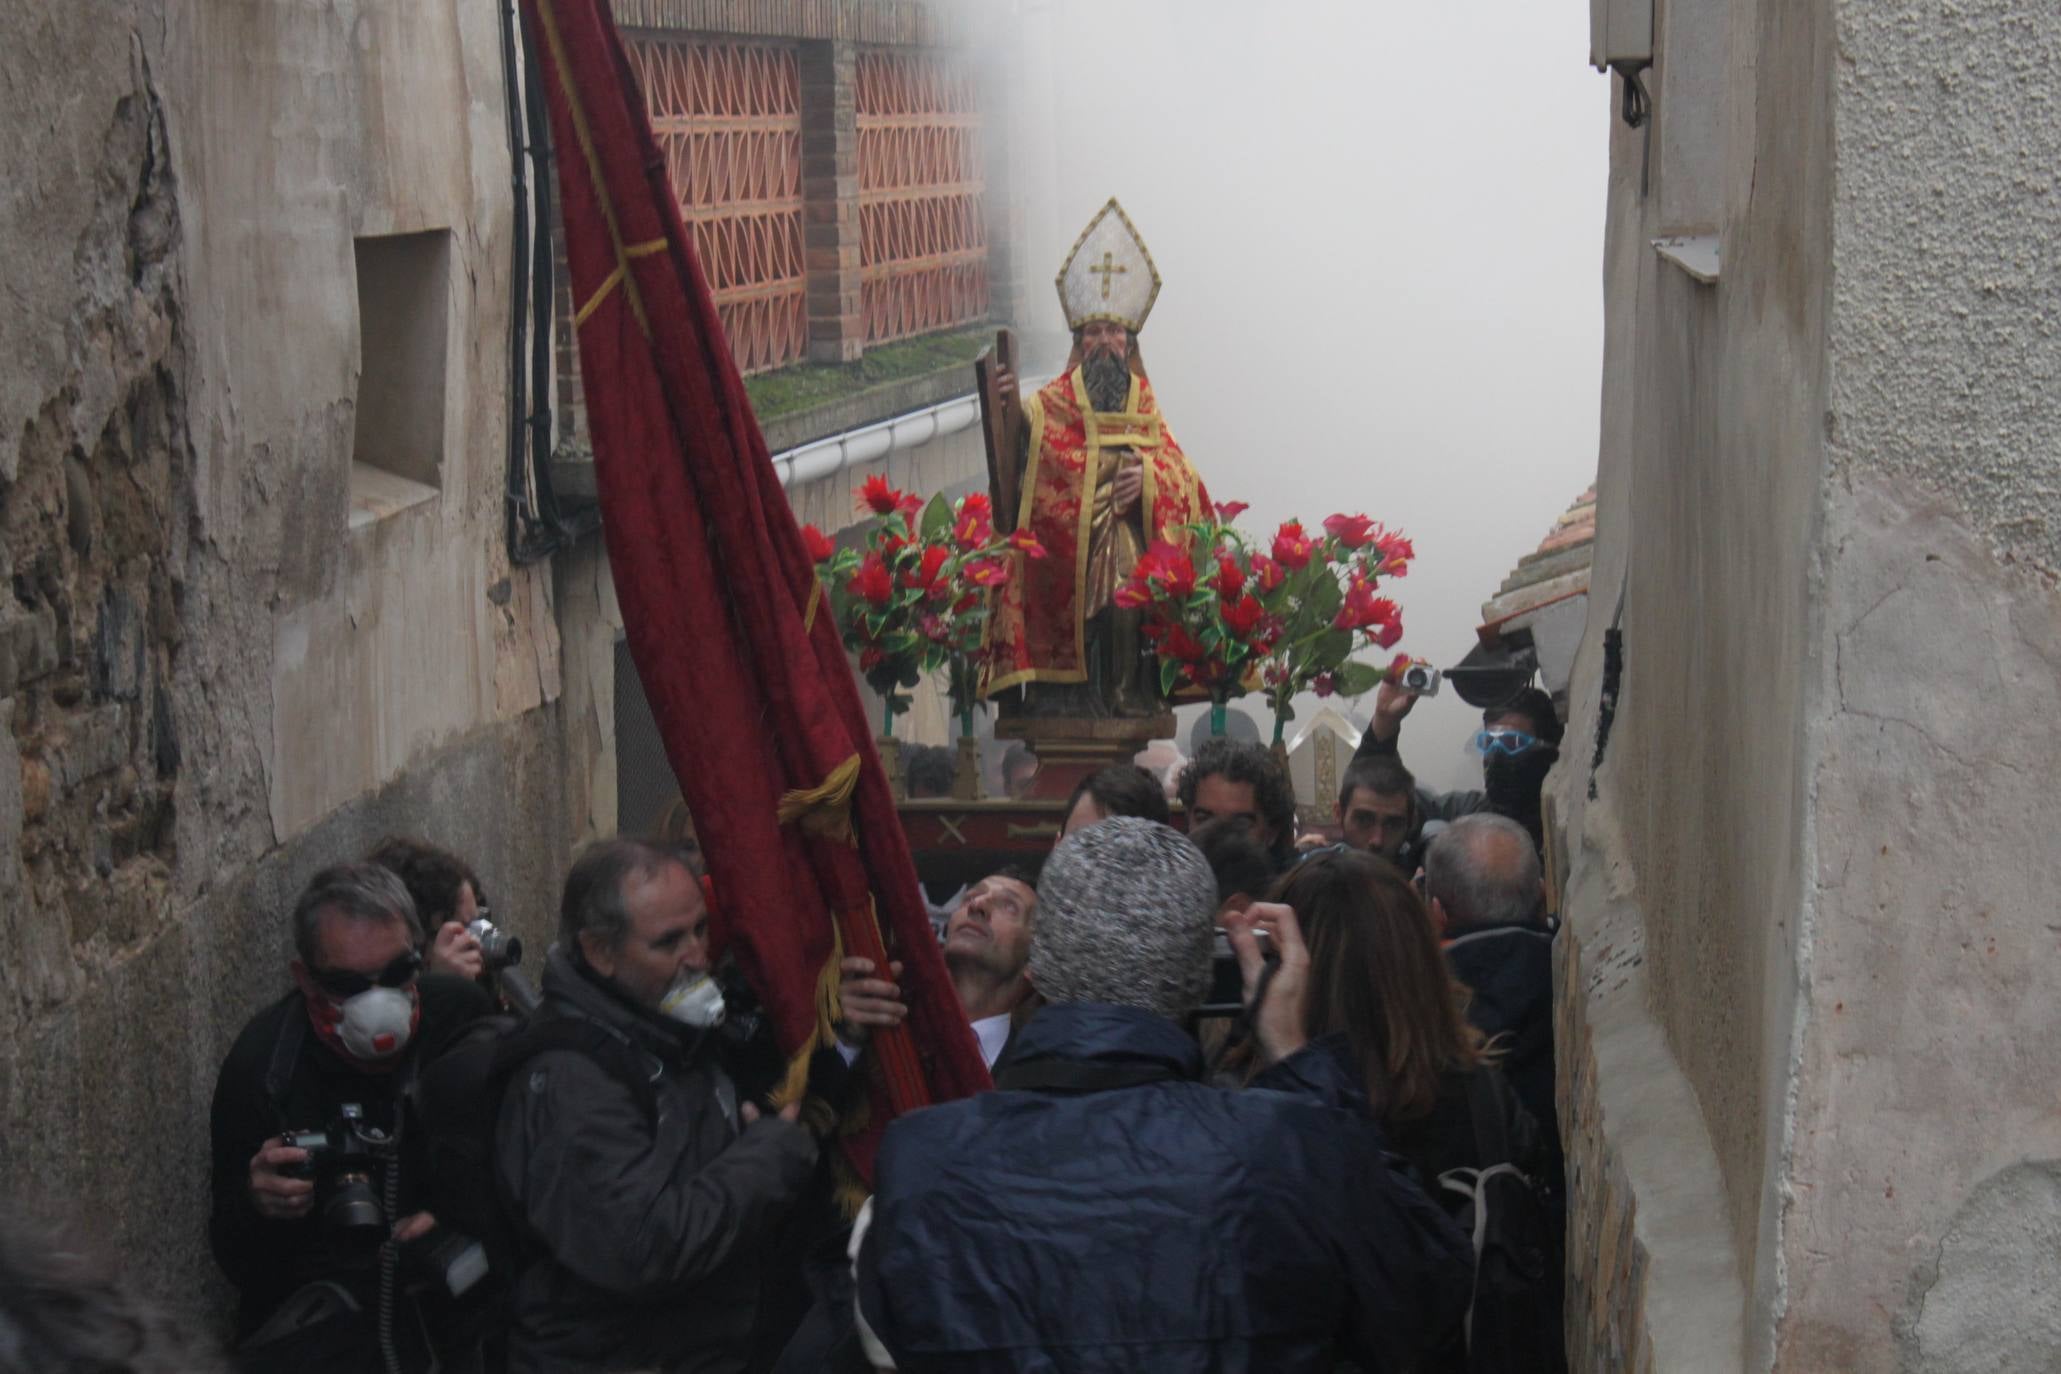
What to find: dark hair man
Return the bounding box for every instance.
[1058,763,1171,841]
[1189,816,1274,923]
[902,745,956,800]
[1424,814,1558,1169]
[999,743,1040,799]
[1334,754,1420,865]
[208,863,492,1368]
[1354,678,1565,852]
[855,818,1471,1371]
[494,840,818,1373]
[1178,738,1298,870]
[367,836,490,980]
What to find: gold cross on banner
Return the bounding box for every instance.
[1089,250,1127,300]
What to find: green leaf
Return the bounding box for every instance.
[1159,657,1187,696]
[1332,660,1385,698]
[897,662,922,689]
[1313,629,1354,668]
[865,609,888,637]
[1307,572,1344,621]
[920,493,953,541]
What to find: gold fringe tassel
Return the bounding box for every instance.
[775,753,862,845]
[769,919,847,1111]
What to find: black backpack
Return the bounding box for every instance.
[1436,1070,1567,1374]
[415,1013,660,1278]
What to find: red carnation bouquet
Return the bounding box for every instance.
[804,476,1042,737]
[1114,502,1414,741]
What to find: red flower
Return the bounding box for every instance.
[1250,554,1285,594]
[1161,623,1208,662]
[901,544,950,596]
[1272,521,1314,570]
[800,524,837,564]
[953,591,981,614]
[1219,594,1265,637]
[1374,529,1415,575]
[896,491,925,526]
[1114,578,1154,610]
[1312,672,1337,698]
[919,612,949,643]
[1324,513,1378,549]
[1213,500,1250,524]
[1008,529,1049,560]
[1213,555,1246,601]
[849,553,894,606]
[858,475,903,515]
[1372,620,1404,649]
[1334,578,1399,633]
[963,557,1011,588]
[953,492,996,549]
[879,529,909,562]
[1251,616,1283,653]
[1136,539,1197,598]
[859,646,885,671]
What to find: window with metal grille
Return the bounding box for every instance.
[624,33,808,375]
[857,47,989,345]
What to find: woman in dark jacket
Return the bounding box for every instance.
[1267,850,1547,1373]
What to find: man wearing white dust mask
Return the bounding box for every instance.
[208,861,494,1370]
[493,839,820,1374]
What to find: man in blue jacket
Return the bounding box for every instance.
[856,817,1472,1373]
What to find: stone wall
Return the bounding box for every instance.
[1556,0,2061,1367]
[0,0,612,1332]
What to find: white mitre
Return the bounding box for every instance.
[1056,197,1162,333]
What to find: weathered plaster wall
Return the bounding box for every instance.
[1552,0,1834,1363]
[1561,0,2061,1367]
[0,0,609,1330]
[1767,3,2061,1367]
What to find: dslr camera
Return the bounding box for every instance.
[1397,659,1442,696]
[282,1103,394,1237]
[282,1105,489,1298]
[465,916,523,971]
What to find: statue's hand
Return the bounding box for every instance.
[1113,455,1144,516]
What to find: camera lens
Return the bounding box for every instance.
[325,1170,387,1235]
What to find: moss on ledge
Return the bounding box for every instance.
[743,326,995,424]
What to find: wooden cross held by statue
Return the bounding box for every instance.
[975,328,1025,533]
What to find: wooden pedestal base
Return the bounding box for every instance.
[993,713,1175,802]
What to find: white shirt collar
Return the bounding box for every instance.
[970,1012,1012,1070]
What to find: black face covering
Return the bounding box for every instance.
[1485,746,1558,842]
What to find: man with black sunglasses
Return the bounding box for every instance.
[208,862,492,1371]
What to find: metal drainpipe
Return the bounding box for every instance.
[772,379,1051,490]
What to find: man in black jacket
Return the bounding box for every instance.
[856,817,1471,1372]
[494,839,819,1374]
[1425,813,1559,1171]
[1353,680,1563,854]
[208,862,492,1369]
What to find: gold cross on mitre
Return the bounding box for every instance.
[1089,251,1127,300]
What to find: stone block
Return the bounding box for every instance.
[53,703,129,789]
[92,586,145,700]
[0,607,59,693]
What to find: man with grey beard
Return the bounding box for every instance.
[982,197,1214,718]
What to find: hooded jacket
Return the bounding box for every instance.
[494,948,819,1374]
[1443,921,1559,1172]
[856,1002,1472,1373]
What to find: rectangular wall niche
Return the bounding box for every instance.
[350,229,452,527]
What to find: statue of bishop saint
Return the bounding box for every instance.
[982,199,1212,718]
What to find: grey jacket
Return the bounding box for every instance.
[495,949,819,1374]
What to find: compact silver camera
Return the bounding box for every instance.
[466,917,523,971]
[1398,660,1442,697]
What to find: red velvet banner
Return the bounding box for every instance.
[517,0,991,1177]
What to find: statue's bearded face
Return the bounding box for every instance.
[1079,321,1132,413]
